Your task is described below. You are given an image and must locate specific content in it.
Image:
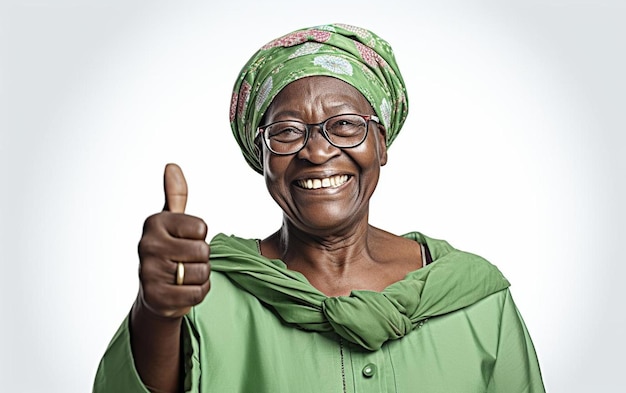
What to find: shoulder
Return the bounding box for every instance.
[209,232,259,254]
[402,231,505,273]
[401,231,457,258]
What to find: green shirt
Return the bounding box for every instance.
[94,232,545,392]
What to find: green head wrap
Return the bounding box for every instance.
[229,23,409,174]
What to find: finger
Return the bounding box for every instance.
[142,212,208,241]
[139,257,210,288]
[138,237,209,263]
[162,214,208,240]
[163,163,188,213]
[166,238,210,263]
[169,281,211,308]
[142,280,211,315]
[173,261,211,286]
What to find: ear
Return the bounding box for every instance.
[376,124,388,166]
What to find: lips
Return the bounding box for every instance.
[296,175,349,190]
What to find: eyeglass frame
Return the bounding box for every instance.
[256,113,380,156]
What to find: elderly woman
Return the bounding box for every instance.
[94,24,544,392]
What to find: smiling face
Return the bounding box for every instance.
[262,76,387,236]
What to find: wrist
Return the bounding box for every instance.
[131,295,183,329]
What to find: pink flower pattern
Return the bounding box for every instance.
[336,24,376,46]
[355,41,388,68]
[237,80,251,118]
[261,29,331,49]
[229,90,238,122]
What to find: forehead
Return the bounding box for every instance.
[265,76,372,117]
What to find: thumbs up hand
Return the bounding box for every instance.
[137,163,211,319]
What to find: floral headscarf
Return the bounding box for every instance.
[229,23,409,174]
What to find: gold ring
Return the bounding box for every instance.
[176,262,185,285]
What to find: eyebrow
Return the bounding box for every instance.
[269,110,302,120]
[269,103,361,121]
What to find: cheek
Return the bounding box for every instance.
[263,154,291,198]
[263,151,282,181]
[353,138,385,169]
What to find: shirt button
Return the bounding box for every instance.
[362,363,377,378]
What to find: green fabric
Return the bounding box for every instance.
[93,232,545,392]
[229,23,409,174]
[209,232,510,351]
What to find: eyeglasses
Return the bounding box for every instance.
[257,113,380,156]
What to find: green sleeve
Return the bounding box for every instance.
[93,312,201,393]
[487,290,545,393]
[92,314,150,393]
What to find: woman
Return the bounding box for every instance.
[94,23,544,392]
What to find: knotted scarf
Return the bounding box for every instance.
[209,232,510,351]
[229,23,409,174]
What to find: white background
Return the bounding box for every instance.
[1,0,624,392]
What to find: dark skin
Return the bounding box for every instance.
[260,76,422,296]
[131,163,210,392]
[130,76,422,392]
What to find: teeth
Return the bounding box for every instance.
[298,175,348,190]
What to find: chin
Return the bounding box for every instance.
[292,208,359,233]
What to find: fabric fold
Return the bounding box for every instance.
[209,232,510,350]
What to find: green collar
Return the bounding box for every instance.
[209,232,510,350]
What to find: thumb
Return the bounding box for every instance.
[163,163,188,213]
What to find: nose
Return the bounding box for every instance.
[296,125,341,164]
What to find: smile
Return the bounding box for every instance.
[296,175,349,190]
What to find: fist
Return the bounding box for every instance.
[137,163,211,318]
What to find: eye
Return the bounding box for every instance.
[327,116,364,137]
[267,123,305,142]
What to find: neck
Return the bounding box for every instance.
[261,218,378,293]
[261,220,422,297]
